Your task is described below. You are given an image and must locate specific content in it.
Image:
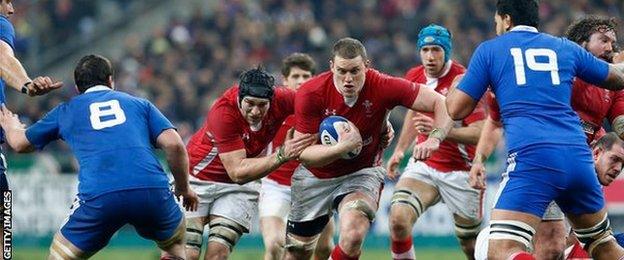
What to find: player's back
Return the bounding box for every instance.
[476,27,608,152]
[54,87,170,199]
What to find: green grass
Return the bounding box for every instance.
[13,247,465,260]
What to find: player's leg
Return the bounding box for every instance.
[283,166,337,260]
[473,226,490,260]
[566,209,624,259]
[49,194,125,259]
[204,182,259,260]
[389,166,440,260]
[532,203,566,260]
[488,209,541,260]
[435,168,484,260]
[259,178,291,260]
[183,178,214,260]
[312,217,335,260]
[332,166,384,259]
[127,188,189,260]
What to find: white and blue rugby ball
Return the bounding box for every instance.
[319,115,362,159]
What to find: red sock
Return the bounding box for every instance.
[508,252,535,260]
[330,245,359,260]
[391,237,415,259]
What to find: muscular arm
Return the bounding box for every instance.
[393,110,417,153]
[602,63,624,90]
[156,129,190,190]
[0,41,30,91]
[446,120,484,145]
[410,86,453,139]
[297,130,350,168]
[220,148,284,184]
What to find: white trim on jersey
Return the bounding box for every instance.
[192,147,218,175]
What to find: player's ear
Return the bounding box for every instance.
[364,59,371,68]
[593,147,602,160]
[107,76,114,89]
[503,14,512,31]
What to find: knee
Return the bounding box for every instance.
[340,224,366,249]
[205,242,230,259]
[264,234,285,255]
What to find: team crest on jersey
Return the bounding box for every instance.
[242,133,250,141]
[324,108,337,116]
[363,100,373,117]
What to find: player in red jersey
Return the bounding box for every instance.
[259,53,335,260]
[282,37,454,260]
[183,67,316,260]
[386,24,485,260]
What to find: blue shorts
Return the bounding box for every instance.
[61,188,183,252]
[495,145,604,217]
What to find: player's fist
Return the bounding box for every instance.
[282,128,316,161]
[469,161,487,190]
[175,185,199,212]
[412,112,434,134]
[413,137,440,160]
[26,76,63,96]
[386,151,404,180]
[336,121,363,154]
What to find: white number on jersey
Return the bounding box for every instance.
[510,48,560,86]
[89,100,126,130]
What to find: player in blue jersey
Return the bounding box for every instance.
[446,0,624,259]
[0,54,199,260]
[0,0,61,191]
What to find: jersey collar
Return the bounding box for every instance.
[510,26,538,33]
[85,85,113,93]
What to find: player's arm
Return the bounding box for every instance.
[446,120,484,145]
[469,117,502,190]
[603,61,624,90]
[386,110,417,178]
[297,123,361,168]
[408,85,453,159]
[0,41,62,95]
[221,130,316,184]
[0,105,34,152]
[156,129,190,191]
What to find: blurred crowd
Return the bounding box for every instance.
[7,0,624,147]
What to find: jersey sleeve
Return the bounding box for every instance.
[573,41,609,85]
[211,106,245,153]
[0,17,15,49]
[378,72,420,109]
[457,43,490,101]
[25,106,61,150]
[295,89,323,134]
[145,101,175,144]
[608,90,624,122]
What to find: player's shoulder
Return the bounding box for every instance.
[404,66,424,81]
[449,61,466,74]
[0,15,13,28]
[298,71,332,96]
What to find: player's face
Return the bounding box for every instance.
[584,30,617,62]
[494,13,511,36]
[283,66,312,90]
[594,143,624,186]
[420,45,446,78]
[0,0,13,17]
[239,96,270,127]
[330,55,368,99]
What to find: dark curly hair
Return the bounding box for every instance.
[565,16,618,46]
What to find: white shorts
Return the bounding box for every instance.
[259,178,291,220]
[288,165,385,223]
[185,176,260,231]
[401,160,483,220]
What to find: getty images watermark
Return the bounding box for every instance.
[2,190,11,260]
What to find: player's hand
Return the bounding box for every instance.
[26,76,63,96]
[412,137,440,160]
[379,120,395,150]
[469,161,487,190]
[282,128,316,161]
[613,52,624,64]
[386,151,404,180]
[337,121,363,154]
[0,104,22,130]
[175,185,199,211]
[413,112,434,134]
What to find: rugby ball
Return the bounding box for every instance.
[319,115,362,159]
